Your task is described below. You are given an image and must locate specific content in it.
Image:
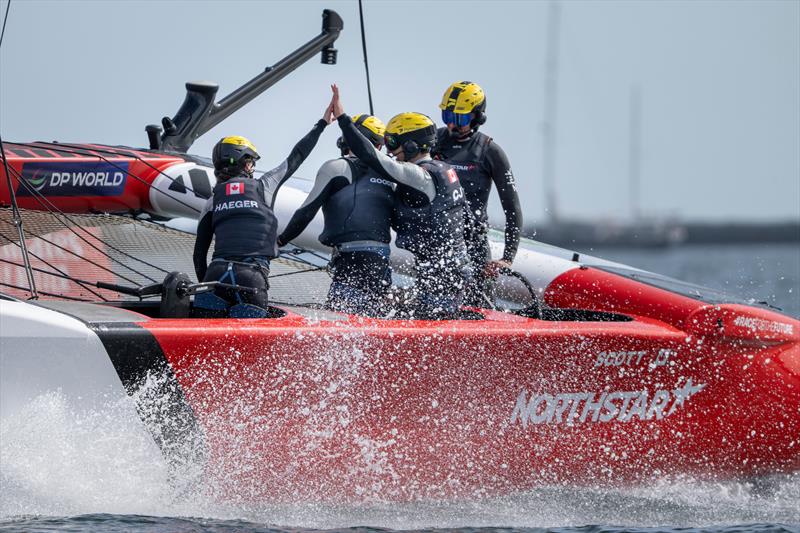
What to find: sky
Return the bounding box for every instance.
[0,0,798,227]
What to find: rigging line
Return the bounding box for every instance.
[37,141,206,203]
[0,142,38,298]
[0,217,142,288]
[358,0,375,116]
[268,266,327,279]
[1,204,164,284]
[6,141,202,215]
[0,232,108,300]
[0,220,147,285]
[6,164,168,278]
[281,244,331,264]
[0,225,119,297]
[0,1,37,299]
[3,171,169,282]
[0,256,127,296]
[0,280,92,302]
[0,0,9,50]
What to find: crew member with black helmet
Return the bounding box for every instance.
[193,96,334,310]
[277,114,394,316]
[434,81,522,305]
[330,85,470,319]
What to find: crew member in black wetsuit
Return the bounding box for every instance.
[434,81,522,305]
[193,99,333,310]
[277,114,394,316]
[330,85,470,319]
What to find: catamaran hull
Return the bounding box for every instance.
[4,296,797,503]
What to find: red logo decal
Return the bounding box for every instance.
[226,182,244,195]
[447,168,459,183]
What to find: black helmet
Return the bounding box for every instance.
[212,136,260,179]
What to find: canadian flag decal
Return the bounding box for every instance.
[226,182,244,195]
[447,168,459,183]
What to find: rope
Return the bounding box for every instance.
[0,218,141,287]
[0,256,122,296]
[358,0,375,116]
[0,0,10,50]
[0,232,107,300]
[268,266,326,279]
[0,280,91,301]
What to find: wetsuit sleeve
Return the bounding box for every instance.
[278,159,351,245]
[337,114,435,202]
[260,119,328,207]
[192,198,214,281]
[485,140,523,262]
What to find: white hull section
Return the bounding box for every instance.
[0,300,130,420]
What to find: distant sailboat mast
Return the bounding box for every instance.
[542,0,561,223]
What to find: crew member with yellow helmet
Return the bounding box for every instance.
[435,81,522,304]
[330,84,470,318]
[193,95,335,311]
[278,114,395,316]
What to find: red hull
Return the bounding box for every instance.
[0,143,175,211]
[131,300,799,502]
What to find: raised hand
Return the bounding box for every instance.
[331,83,345,118]
[322,101,335,125]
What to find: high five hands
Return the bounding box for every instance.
[321,84,344,124]
[330,84,345,119]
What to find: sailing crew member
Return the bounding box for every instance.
[330,85,470,318]
[193,98,334,310]
[277,114,394,316]
[434,81,522,305]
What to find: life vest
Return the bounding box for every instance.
[434,129,493,224]
[211,177,279,259]
[393,159,467,259]
[319,157,396,246]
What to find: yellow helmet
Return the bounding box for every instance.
[384,112,437,158]
[353,114,386,143]
[212,135,260,178]
[439,81,487,129]
[337,114,386,155]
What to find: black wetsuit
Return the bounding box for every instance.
[193,119,327,308]
[434,128,522,302]
[278,155,395,315]
[338,114,470,318]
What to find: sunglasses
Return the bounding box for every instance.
[442,109,472,127]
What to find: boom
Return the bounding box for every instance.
[151,9,343,153]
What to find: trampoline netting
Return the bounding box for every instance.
[0,207,331,306]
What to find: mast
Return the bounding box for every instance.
[542,1,561,223]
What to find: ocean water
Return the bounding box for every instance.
[1,243,799,532]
